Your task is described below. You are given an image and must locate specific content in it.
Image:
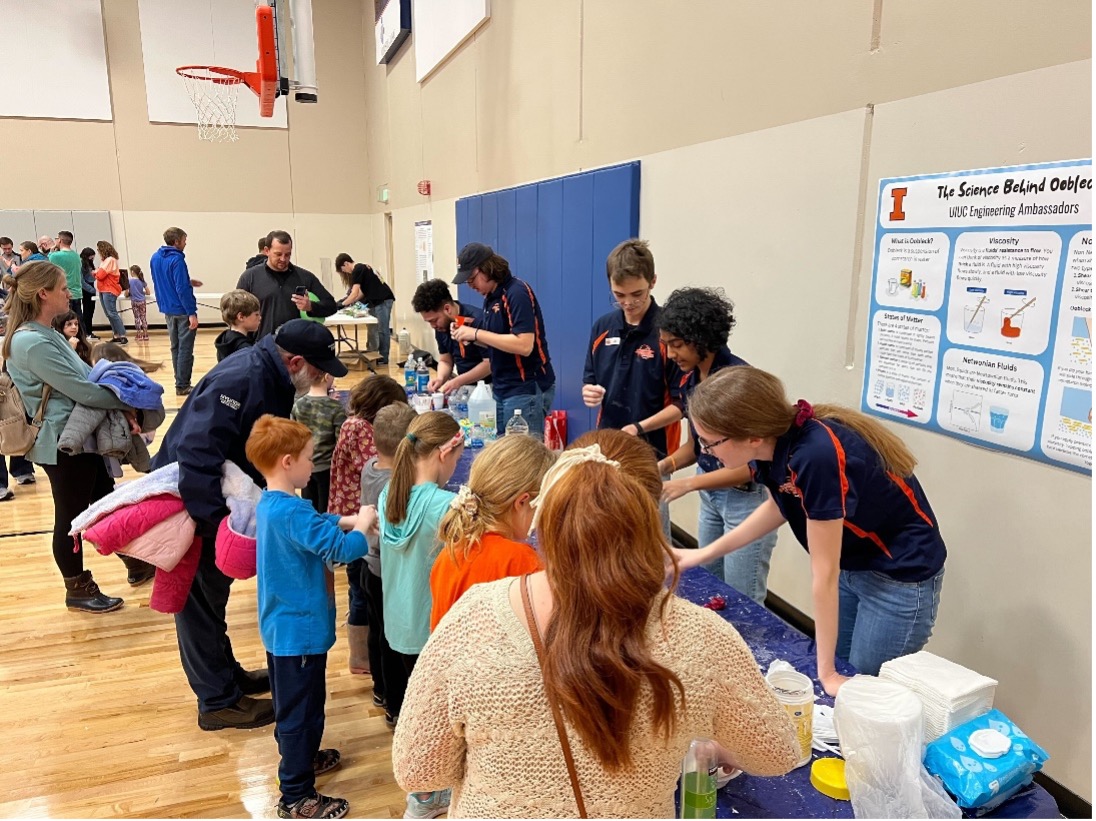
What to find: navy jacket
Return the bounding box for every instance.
[583,300,678,457]
[149,245,197,316]
[151,336,295,536]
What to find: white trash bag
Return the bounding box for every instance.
[834,676,961,819]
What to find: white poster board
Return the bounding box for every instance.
[413,0,489,82]
[862,159,1092,473]
[415,220,434,284]
[137,0,287,128]
[0,0,112,120]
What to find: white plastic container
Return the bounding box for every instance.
[765,662,814,768]
[468,380,496,439]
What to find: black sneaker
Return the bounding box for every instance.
[176,385,193,396]
[372,692,386,708]
[14,474,35,485]
[197,695,275,731]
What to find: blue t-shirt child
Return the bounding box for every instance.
[256,489,369,656]
[128,278,148,302]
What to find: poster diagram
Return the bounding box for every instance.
[863,160,1092,474]
[414,220,433,285]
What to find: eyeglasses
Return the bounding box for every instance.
[610,291,650,309]
[697,435,731,455]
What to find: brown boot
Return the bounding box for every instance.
[118,554,156,586]
[64,570,124,613]
[347,624,370,674]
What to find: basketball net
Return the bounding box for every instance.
[179,68,243,143]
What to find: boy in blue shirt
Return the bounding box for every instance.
[246,415,377,820]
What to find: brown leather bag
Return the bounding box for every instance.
[521,574,587,818]
[0,361,50,457]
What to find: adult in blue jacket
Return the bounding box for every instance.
[149,227,199,396]
[151,319,349,731]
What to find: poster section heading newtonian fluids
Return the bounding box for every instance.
[862,159,1092,474]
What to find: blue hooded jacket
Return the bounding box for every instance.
[149,245,197,316]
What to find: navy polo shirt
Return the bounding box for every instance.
[435,301,489,380]
[478,273,555,397]
[584,300,678,457]
[673,346,749,473]
[752,420,947,582]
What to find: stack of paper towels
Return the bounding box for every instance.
[879,651,997,743]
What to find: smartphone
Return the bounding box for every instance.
[293,285,308,297]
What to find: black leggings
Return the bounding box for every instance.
[40,452,115,578]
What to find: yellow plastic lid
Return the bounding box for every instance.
[810,757,850,801]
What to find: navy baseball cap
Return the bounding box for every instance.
[453,242,493,285]
[274,319,348,377]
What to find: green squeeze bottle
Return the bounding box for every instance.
[680,738,717,819]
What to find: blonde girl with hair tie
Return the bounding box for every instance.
[430,435,556,630]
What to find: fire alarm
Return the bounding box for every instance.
[417,180,432,196]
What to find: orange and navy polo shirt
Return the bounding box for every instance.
[672,346,750,474]
[584,300,679,457]
[752,419,947,582]
[434,300,490,381]
[478,273,554,396]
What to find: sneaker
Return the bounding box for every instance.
[86,333,100,341]
[277,792,349,819]
[197,695,275,731]
[176,386,193,396]
[0,487,14,501]
[372,692,386,708]
[13,474,35,485]
[384,711,398,730]
[313,748,342,776]
[403,790,450,819]
[113,337,128,346]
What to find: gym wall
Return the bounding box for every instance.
[359,1,1091,800]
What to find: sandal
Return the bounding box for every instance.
[313,748,341,776]
[277,792,349,819]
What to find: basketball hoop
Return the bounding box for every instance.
[176,5,280,142]
[177,66,248,143]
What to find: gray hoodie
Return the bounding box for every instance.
[359,457,390,577]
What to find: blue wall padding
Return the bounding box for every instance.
[455,162,641,440]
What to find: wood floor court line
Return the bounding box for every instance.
[0,329,413,819]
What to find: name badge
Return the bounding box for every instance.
[605,336,621,347]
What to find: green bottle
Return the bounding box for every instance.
[680,738,717,819]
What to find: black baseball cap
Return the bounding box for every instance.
[453,242,493,285]
[274,319,348,377]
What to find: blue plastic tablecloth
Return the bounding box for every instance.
[442,449,1057,818]
[674,567,1058,819]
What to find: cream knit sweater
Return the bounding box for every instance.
[392,578,800,818]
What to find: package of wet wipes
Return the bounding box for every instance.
[923,710,1048,809]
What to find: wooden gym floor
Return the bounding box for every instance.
[0,330,413,819]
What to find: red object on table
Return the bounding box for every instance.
[544,411,566,452]
[701,594,727,611]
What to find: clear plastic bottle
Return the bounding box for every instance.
[416,358,430,394]
[450,385,471,420]
[505,408,530,436]
[404,357,418,394]
[680,738,718,819]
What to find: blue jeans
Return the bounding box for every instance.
[166,314,196,390]
[496,382,555,440]
[837,568,944,675]
[269,651,328,804]
[371,299,394,363]
[99,292,126,339]
[659,473,673,541]
[696,472,776,604]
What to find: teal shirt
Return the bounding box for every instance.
[378,482,455,654]
[48,249,82,298]
[5,322,128,464]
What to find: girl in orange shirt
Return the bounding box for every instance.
[430,435,556,631]
[94,240,128,344]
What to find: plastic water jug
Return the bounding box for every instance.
[468,380,496,440]
[397,327,411,360]
[416,358,430,394]
[505,408,530,436]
